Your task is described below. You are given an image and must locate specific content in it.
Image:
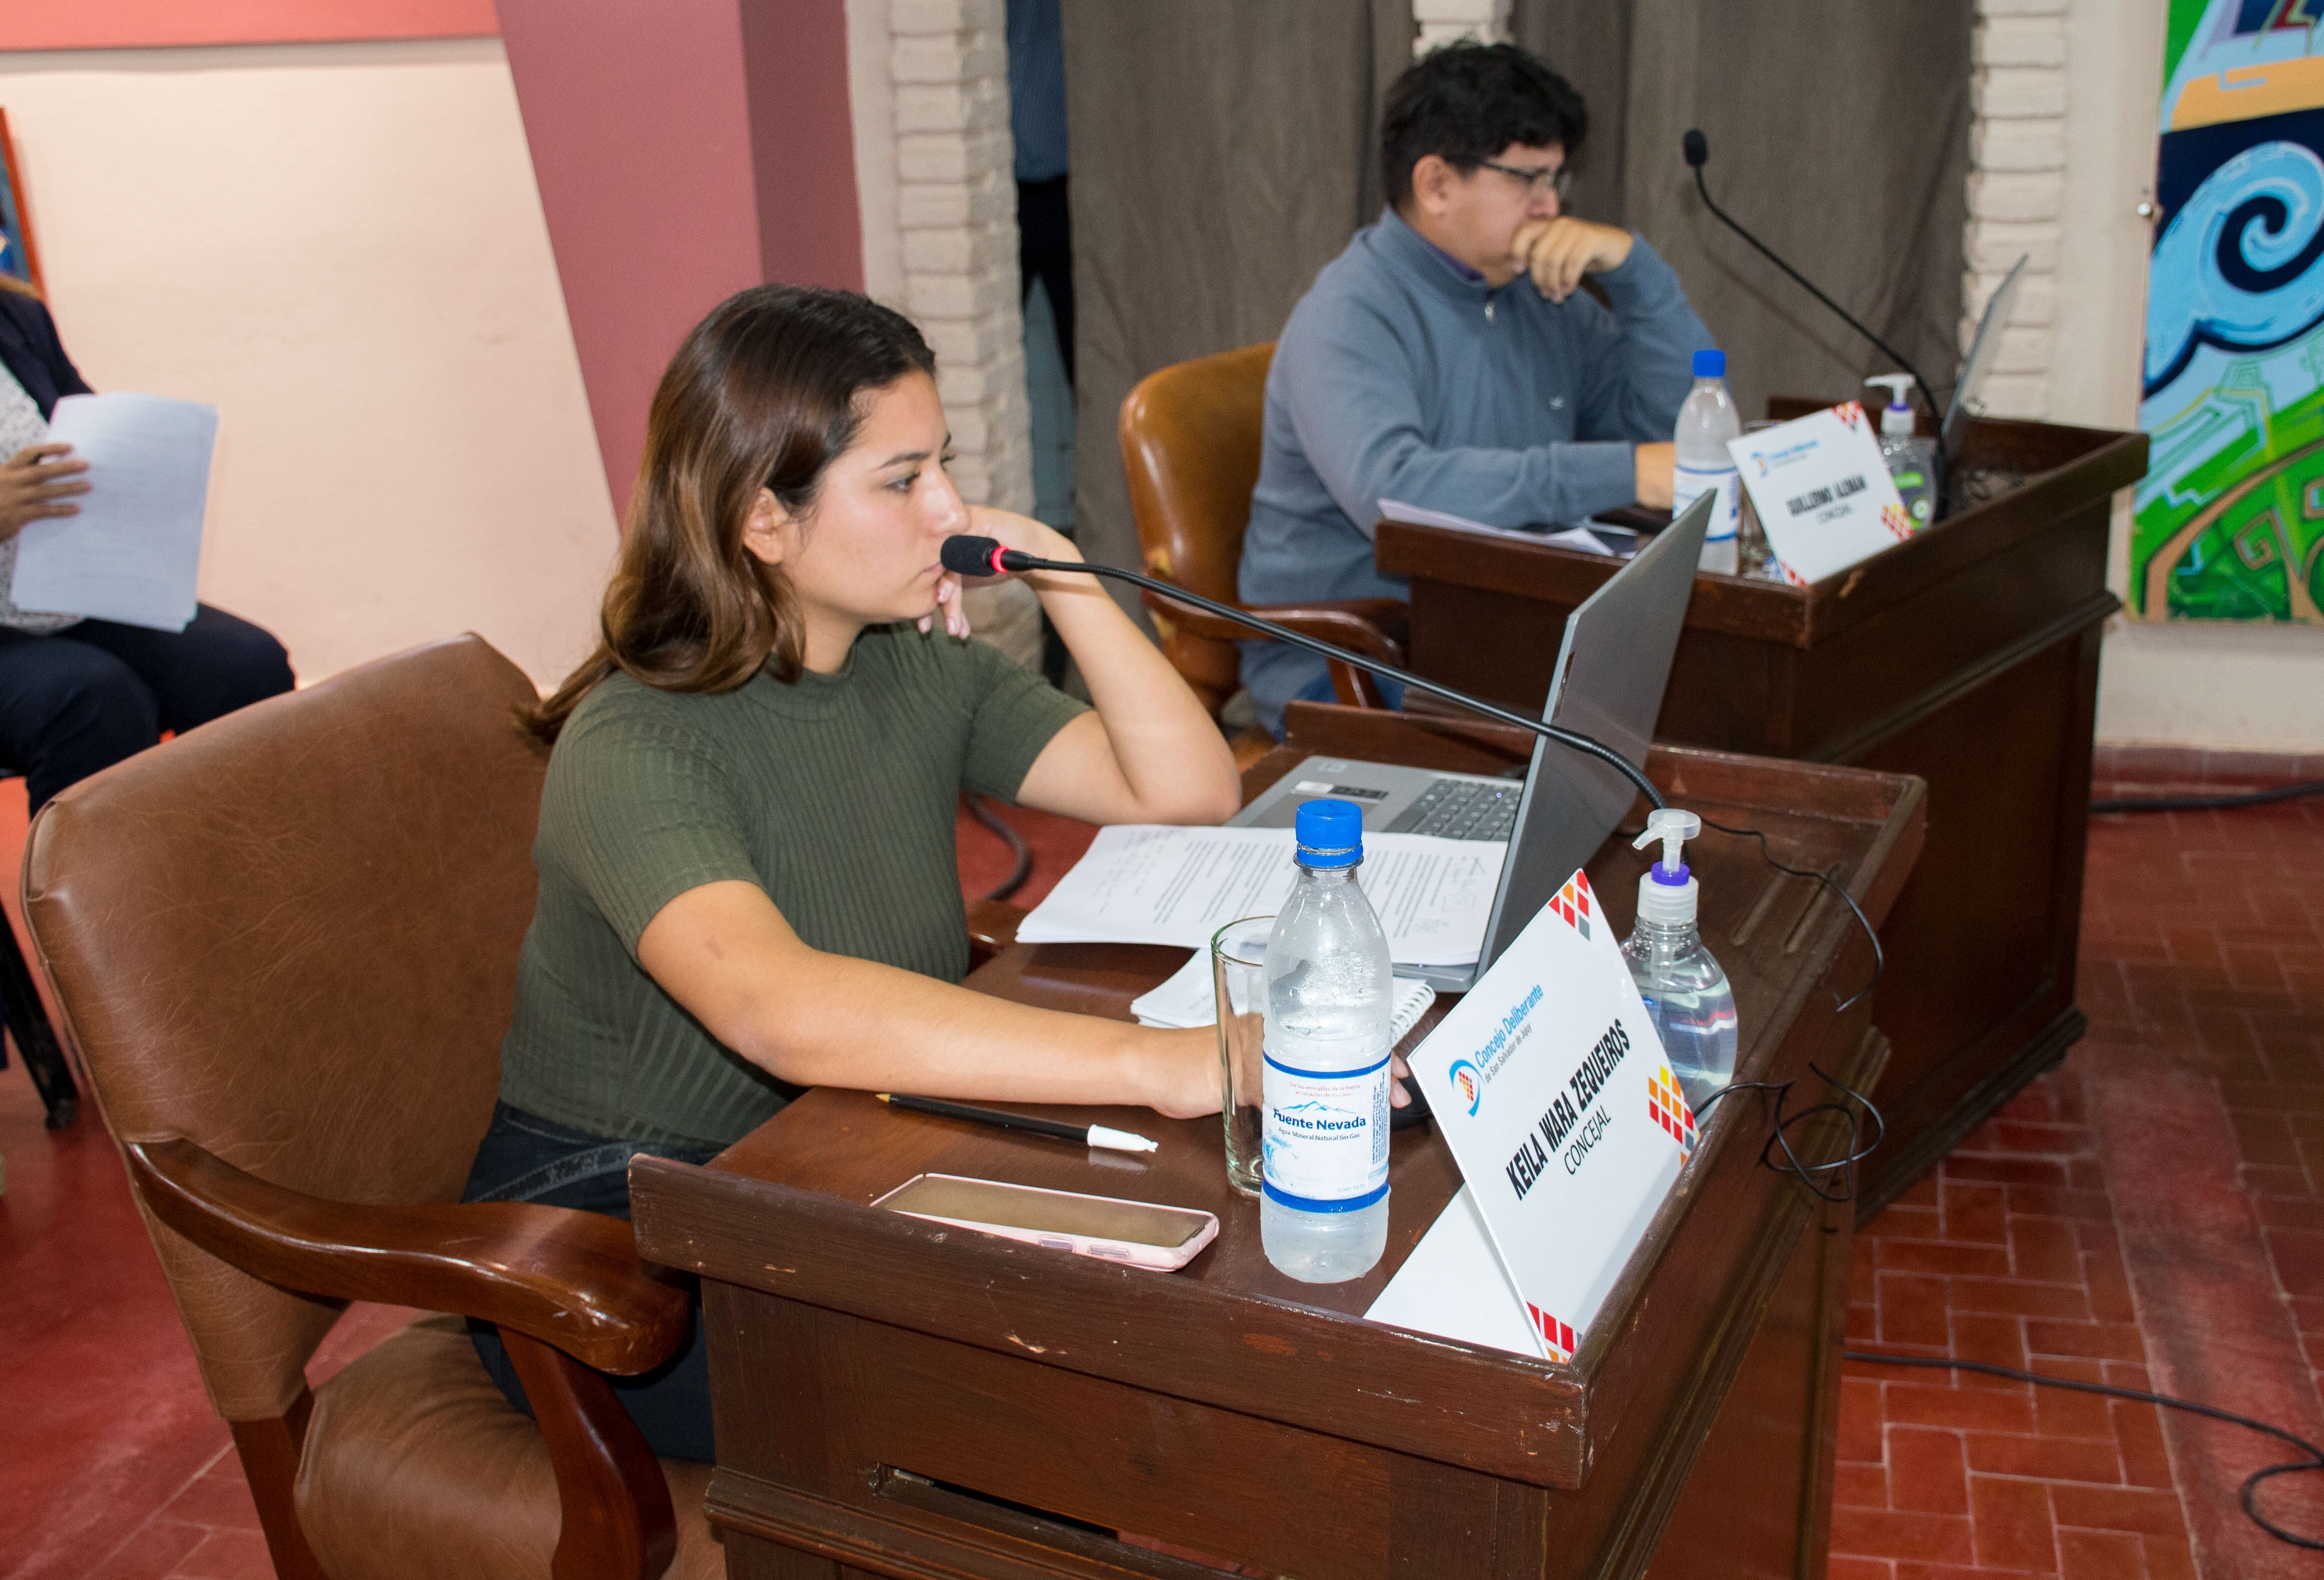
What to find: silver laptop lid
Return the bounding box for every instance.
[1470,490,1712,975]
[1942,254,2028,458]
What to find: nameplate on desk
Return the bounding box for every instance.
[1373,870,1696,1363]
[1727,401,1911,588]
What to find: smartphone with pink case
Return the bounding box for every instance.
[871,1172,1219,1271]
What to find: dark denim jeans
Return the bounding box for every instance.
[460,1102,723,1463]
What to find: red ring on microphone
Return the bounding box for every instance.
[989,545,1009,575]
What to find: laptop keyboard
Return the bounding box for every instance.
[1385,778,1521,841]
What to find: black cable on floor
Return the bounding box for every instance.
[1845,1350,2324,1551]
[965,792,1033,902]
[2091,780,2324,814]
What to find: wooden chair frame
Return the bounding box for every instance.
[127,1135,692,1580]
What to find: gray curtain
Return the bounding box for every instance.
[1062,0,1414,586]
[1515,1,1973,424]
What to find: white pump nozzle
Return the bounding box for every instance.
[1864,374,1916,437]
[1632,808,1700,877]
[1631,809,1702,927]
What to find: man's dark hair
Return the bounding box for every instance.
[1380,42,1587,209]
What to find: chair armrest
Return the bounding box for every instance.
[966,899,1026,969]
[125,1136,691,1376]
[1139,587,1408,666]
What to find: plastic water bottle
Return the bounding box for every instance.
[1260,799,1393,1282]
[1620,809,1738,1108]
[1672,349,1742,575]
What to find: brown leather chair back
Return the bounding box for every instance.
[1119,342,1274,713]
[22,634,548,1423]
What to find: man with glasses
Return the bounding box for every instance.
[1237,42,1713,735]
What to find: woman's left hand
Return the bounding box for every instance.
[916,509,1077,639]
[916,573,972,638]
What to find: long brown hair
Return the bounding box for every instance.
[526,284,936,742]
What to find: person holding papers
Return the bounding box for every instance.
[462,284,1272,1460]
[0,277,292,809]
[1237,43,1714,734]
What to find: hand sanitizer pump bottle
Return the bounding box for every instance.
[1864,374,1936,530]
[1621,810,1739,1108]
[1673,349,1743,575]
[1261,799,1394,1283]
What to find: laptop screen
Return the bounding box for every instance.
[1472,490,1712,974]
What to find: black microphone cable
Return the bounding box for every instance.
[1682,128,1950,518]
[1843,1351,2323,1552]
[945,534,1896,1049]
[940,534,1670,813]
[1682,129,1943,430]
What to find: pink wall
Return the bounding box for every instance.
[0,0,496,49]
[495,0,863,517]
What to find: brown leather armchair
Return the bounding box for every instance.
[1118,342,1408,726]
[20,635,722,1580]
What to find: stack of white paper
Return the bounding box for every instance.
[1017,825,1504,966]
[1378,497,1612,555]
[1129,947,1436,1035]
[11,393,217,632]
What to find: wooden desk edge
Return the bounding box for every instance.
[630,1155,1595,1489]
[1374,420,2147,651]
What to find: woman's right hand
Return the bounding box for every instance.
[0,443,89,540]
[1141,1024,1226,1120]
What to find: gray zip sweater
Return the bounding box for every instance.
[1236,205,1712,731]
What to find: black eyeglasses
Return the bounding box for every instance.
[1476,159,1572,201]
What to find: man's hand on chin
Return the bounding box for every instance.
[1512,218,1635,303]
[1633,442,1675,509]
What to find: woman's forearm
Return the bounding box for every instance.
[957,506,1234,824]
[639,880,1218,1118]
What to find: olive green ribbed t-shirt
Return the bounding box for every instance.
[498,623,1087,1149]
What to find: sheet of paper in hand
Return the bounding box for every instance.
[11,392,217,631]
[1726,401,1911,589]
[1380,869,1698,1363]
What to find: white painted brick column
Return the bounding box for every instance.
[1963,0,2066,417]
[889,0,1034,517]
[880,0,1042,665]
[1414,0,1510,53]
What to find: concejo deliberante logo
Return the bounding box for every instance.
[1448,1058,1483,1116]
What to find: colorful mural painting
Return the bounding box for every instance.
[2140,0,2324,623]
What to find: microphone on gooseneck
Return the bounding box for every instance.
[1682,128,1948,502]
[937,535,1667,812]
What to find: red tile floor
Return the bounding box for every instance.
[3,781,2320,1578]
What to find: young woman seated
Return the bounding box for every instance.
[462,284,1248,1460]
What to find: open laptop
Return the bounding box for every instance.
[1942,253,2028,460]
[1232,490,1713,991]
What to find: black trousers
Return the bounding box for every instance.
[1018,174,1075,386]
[0,603,294,811]
[461,1102,724,1464]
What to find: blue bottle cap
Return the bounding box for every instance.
[1294,799,1364,869]
[1692,348,1726,379]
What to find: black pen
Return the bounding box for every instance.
[875,1092,1159,1154]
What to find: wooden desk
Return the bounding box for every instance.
[633,706,1925,1580]
[1375,416,2148,1219]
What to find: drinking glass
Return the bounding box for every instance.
[1211,915,1273,1197]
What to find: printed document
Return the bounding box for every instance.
[10,393,217,631]
[1017,825,1503,965]
[1130,947,1435,1034]
[1379,498,1612,555]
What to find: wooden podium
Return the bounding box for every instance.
[1374,416,2147,1218]
[633,706,1924,1580]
